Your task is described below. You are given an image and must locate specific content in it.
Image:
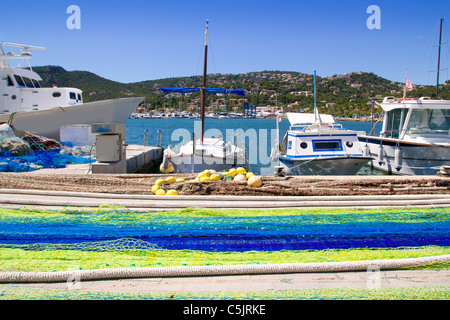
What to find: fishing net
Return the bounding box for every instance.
[0,129,93,172]
[0,136,32,156]
[0,149,92,172]
[0,207,448,252]
[0,206,449,300]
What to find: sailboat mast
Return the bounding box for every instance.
[201,19,209,143]
[313,69,321,123]
[436,17,443,99]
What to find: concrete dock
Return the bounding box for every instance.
[24,144,163,175]
[125,144,163,173]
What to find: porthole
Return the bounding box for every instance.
[11,95,17,100]
[52,92,61,98]
[300,142,308,149]
[346,141,353,148]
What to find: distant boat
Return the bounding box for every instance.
[159,20,250,174]
[0,42,143,140]
[275,70,372,175]
[357,18,450,175]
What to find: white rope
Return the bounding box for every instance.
[1,255,448,283]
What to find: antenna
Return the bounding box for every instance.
[1,42,47,70]
[3,42,47,52]
[435,18,443,98]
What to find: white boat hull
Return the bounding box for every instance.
[279,113,372,176]
[162,137,251,174]
[0,97,143,140]
[279,155,372,175]
[358,136,450,175]
[169,153,250,174]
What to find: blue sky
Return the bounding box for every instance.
[1,0,449,85]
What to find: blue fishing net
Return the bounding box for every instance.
[0,149,92,172]
[0,209,449,252]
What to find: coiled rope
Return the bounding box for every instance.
[1,255,448,283]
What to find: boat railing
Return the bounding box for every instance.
[290,122,344,132]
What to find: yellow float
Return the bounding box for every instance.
[166,189,179,196]
[165,176,176,183]
[154,178,165,186]
[155,189,166,195]
[228,168,237,178]
[234,174,247,182]
[151,184,160,194]
[210,173,221,181]
[198,171,209,179]
[159,162,174,174]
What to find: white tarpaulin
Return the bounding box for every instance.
[286,112,335,125]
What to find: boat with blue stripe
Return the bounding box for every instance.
[278,114,372,175]
[275,70,372,175]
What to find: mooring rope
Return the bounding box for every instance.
[1,255,448,283]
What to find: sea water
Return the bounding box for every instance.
[125,118,383,175]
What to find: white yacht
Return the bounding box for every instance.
[358,97,450,175]
[0,42,143,140]
[358,18,449,176]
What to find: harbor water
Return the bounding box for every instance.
[126,118,383,175]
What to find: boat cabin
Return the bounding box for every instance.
[379,96,450,144]
[281,113,364,159]
[0,67,83,116]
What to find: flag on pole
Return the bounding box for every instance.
[405,78,413,91]
[403,78,413,99]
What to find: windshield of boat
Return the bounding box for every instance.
[406,108,450,135]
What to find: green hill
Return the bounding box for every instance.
[32,66,449,117]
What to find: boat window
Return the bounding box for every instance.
[31,79,41,88]
[313,140,342,151]
[385,108,403,138]
[406,108,450,134]
[7,75,14,86]
[23,77,35,88]
[53,92,61,98]
[14,75,25,87]
[77,93,82,102]
[69,92,76,100]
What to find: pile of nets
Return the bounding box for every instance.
[0,149,93,172]
[0,124,94,172]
